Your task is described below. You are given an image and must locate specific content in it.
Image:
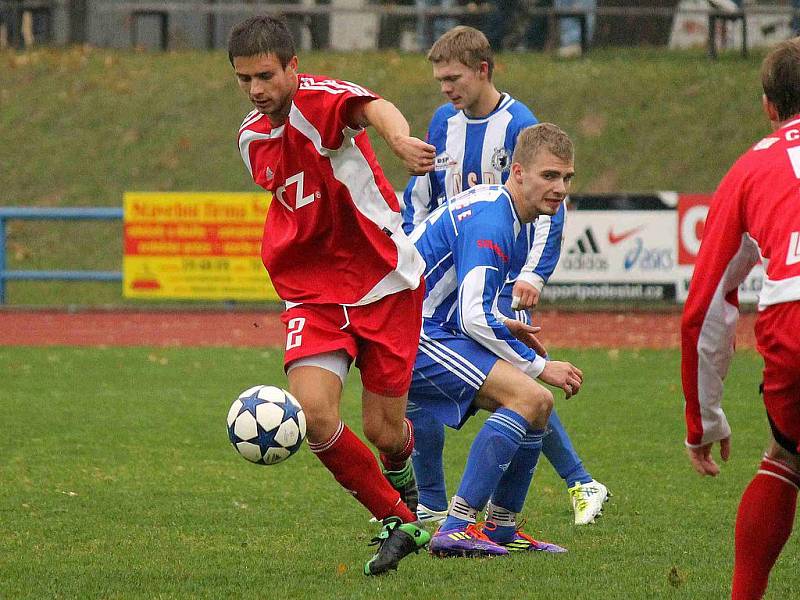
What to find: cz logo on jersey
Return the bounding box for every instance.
[274,171,320,212]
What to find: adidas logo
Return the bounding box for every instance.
[567,227,600,255]
[562,228,608,271]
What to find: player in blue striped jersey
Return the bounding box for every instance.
[409,123,583,556]
[404,26,609,527]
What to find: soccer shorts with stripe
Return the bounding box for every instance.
[408,322,499,430]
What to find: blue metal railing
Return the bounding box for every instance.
[0,207,123,304]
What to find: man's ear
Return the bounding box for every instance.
[762,93,780,124]
[510,161,523,182]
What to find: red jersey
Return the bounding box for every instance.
[682,116,800,447]
[238,74,424,305]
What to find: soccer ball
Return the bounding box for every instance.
[226,385,306,465]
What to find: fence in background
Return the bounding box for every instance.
[2,0,799,56]
[0,207,123,304]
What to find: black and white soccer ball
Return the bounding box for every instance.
[226,385,306,465]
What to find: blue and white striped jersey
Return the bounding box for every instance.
[402,92,563,297]
[403,93,537,233]
[499,200,566,320]
[411,184,547,378]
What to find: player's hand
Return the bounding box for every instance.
[505,319,547,356]
[390,136,436,175]
[510,281,540,311]
[538,360,583,399]
[686,437,731,477]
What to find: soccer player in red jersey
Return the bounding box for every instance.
[682,38,800,599]
[229,15,437,575]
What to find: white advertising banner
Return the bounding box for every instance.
[540,193,764,304]
[546,209,679,302]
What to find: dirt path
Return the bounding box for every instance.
[0,310,758,349]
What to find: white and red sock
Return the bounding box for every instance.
[309,421,416,523]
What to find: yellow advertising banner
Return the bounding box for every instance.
[123,192,279,300]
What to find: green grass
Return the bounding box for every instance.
[0,46,772,305]
[1,346,796,598]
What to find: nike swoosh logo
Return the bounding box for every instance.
[608,226,644,244]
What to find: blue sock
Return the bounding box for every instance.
[407,405,448,511]
[542,409,592,488]
[487,428,545,543]
[441,408,529,532]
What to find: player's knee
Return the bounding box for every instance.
[529,386,554,424]
[509,384,552,427]
[362,418,403,453]
[294,396,340,443]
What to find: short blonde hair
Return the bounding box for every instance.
[427,26,494,79]
[512,123,574,167]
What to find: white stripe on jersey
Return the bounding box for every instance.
[422,263,456,319]
[525,219,548,273]
[459,265,543,378]
[288,103,424,305]
[239,110,263,132]
[444,116,467,198]
[424,251,453,280]
[301,79,371,97]
[760,274,800,307]
[480,110,513,181]
[238,126,284,176]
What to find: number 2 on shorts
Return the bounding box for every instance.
[286,317,306,350]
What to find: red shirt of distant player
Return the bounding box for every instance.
[682,117,800,448]
[238,74,424,305]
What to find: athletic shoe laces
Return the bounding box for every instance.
[468,521,498,540]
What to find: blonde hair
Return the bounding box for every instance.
[512,123,574,166]
[427,26,494,79]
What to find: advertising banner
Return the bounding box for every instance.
[543,193,764,303]
[546,209,678,301]
[123,192,277,300]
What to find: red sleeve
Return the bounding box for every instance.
[296,76,380,150]
[681,161,758,446]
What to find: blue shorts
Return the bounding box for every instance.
[408,324,499,430]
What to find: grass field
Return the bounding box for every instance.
[2,345,796,598]
[0,46,773,306]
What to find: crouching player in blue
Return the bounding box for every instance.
[408,123,583,556]
[404,25,608,527]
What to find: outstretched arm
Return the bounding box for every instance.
[350,98,436,175]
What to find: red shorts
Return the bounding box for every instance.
[280,283,424,397]
[756,302,800,452]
